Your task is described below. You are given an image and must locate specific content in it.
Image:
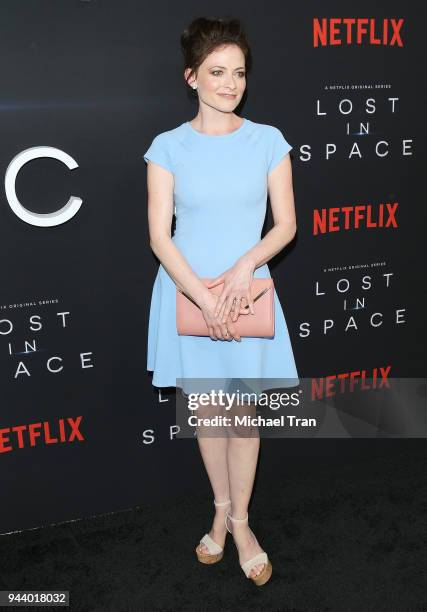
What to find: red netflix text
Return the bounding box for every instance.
[313,18,404,47]
[0,416,84,453]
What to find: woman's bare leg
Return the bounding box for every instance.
[227,398,266,578]
[195,400,230,554]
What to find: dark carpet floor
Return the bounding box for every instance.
[1,445,426,612]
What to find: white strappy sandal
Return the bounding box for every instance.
[225,511,273,586]
[195,498,231,564]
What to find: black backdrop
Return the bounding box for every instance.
[0,0,425,534]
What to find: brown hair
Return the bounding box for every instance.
[180,16,252,100]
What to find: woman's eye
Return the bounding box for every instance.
[211,71,246,77]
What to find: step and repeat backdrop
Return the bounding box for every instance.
[1,1,424,534]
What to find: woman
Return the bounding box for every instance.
[143,17,299,586]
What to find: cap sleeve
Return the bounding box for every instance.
[267,126,292,174]
[143,133,173,174]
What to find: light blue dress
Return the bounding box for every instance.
[143,118,299,396]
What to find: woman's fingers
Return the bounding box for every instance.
[210,287,253,337]
[233,296,254,321]
[227,320,241,341]
[221,295,239,323]
[247,291,255,315]
[209,315,241,342]
[223,296,252,323]
[231,297,241,321]
[216,321,229,340]
[219,301,228,322]
[214,293,228,318]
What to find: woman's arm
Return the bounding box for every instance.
[146,161,211,308]
[238,154,297,271]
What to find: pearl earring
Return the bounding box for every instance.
[192,84,197,89]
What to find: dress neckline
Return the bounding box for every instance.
[185,117,248,138]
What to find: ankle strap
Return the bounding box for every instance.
[214,498,231,507]
[227,512,248,522]
[225,510,248,534]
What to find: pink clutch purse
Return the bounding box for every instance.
[176,277,275,337]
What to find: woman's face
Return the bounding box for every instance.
[186,44,246,111]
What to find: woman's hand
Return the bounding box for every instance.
[205,259,256,324]
[199,291,241,341]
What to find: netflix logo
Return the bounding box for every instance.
[313,18,404,47]
[0,416,84,453]
[312,366,391,400]
[313,202,398,235]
